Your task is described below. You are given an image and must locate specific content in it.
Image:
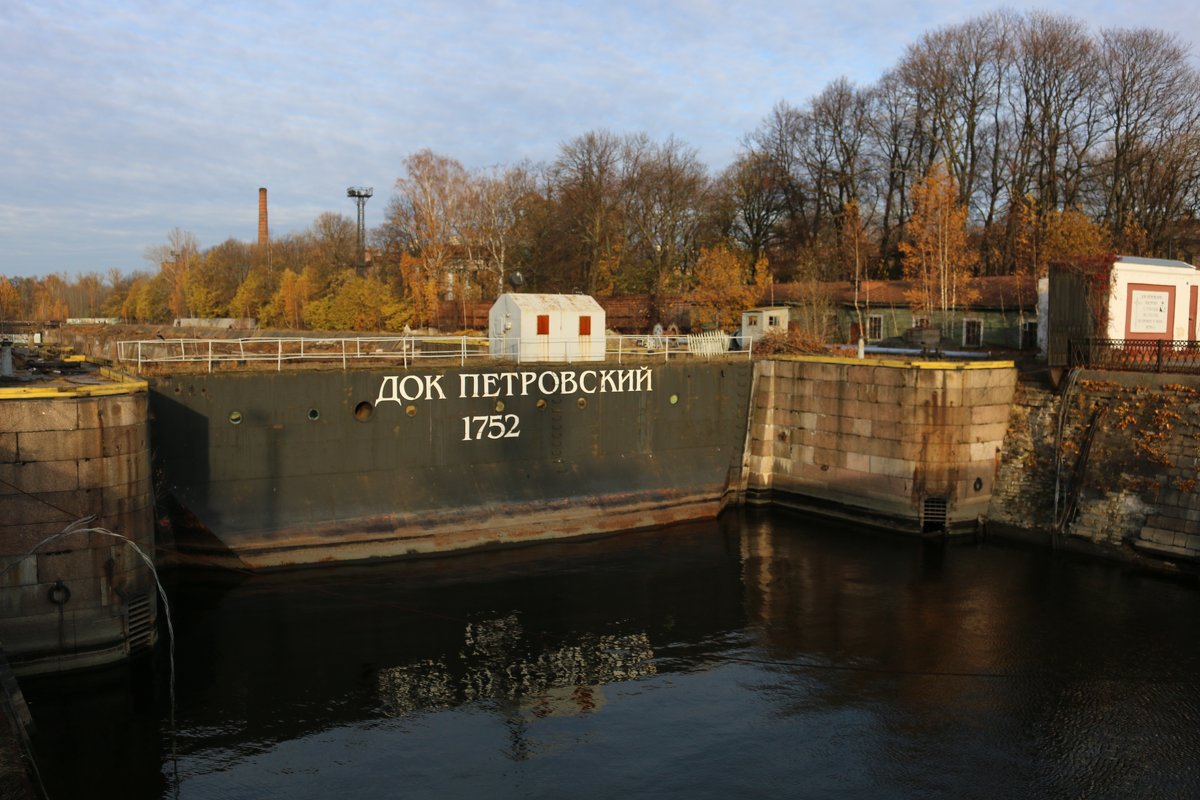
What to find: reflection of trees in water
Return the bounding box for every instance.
[376,613,656,717]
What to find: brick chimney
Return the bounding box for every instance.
[258,187,268,245]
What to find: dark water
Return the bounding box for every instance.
[23,510,1200,799]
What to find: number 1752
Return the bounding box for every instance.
[461,414,521,441]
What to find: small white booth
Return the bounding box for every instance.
[489,293,606,362]
[740,306,790,345]
[1102,256,1200,341]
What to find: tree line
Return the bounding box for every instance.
[3,10,1198,332]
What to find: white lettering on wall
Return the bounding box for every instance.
[380,368,655,405]
[380,368,657,443]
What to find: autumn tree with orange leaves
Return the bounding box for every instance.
[690,244,770,329]
[900,163,979,331]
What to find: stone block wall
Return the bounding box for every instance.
[987,379,1062,532]
[0,390,156,674]
[1052,372,1200,560]
[744,357,1017,531]
[989,370,1200,564]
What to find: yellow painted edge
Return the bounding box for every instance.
[0,368,147,400]
[773,354,1016,370]
[97,367,148,390]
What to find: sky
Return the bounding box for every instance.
[2,0,1198,279]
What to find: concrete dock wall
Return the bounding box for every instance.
[0,380,157,675]
[743,357,1018,532]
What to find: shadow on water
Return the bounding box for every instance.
[22,508,1200,800]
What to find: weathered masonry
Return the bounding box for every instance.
[0,371,158,675]
[742,357,1017,533]
[991,370,1200,565]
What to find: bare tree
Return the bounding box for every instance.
[621,134,710,307]
[469,162,539,296]
[1092,28,1200,252]
[713,151,788,267]
[546,130,626,293]
[385,150,473,301]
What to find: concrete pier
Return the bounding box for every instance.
[743,356,1018,533]
[1,361,157,675]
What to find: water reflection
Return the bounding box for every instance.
[22,509,1200,800]
[375,614,655,718]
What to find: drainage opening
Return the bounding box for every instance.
[922,496,948,533]
[125,593,155,655]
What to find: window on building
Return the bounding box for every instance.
[867,315,883,342]
[913,316,930,329]
[537,314,549,335]
[1021,320,1038,350]
[767,315,781,327]
[747,316,759,327]
[963,318,983,347]
[579,316,591,335]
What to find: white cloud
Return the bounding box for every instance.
[2,0,1198,276]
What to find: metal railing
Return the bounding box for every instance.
[1067,338,1200,374]
[115,334,754,372]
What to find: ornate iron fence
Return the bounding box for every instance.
[1067,339,1200,374]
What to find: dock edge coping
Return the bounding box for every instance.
[0,367,148,400]
[768,355,1016,370]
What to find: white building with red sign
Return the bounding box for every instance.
[1105,256,1200,342]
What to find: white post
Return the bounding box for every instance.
[277,339,282,371]
[208,340,213,373]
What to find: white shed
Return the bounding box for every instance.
[740,306,790,345]
[489,293,606,362]
[1103,256,1200,341]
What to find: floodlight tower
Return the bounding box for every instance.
[347,186,373,268]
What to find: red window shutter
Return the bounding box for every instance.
[579,316,591,335]
[537,314,549,335]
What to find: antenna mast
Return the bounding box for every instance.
[347,186,373,269]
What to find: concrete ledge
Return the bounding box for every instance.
[1139,526,1200,554]
[771,355,1015,371]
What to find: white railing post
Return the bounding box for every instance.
[208,340,213,373]
[277,339,282,371]
[137,341,143,371]
[342,339,347,370]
